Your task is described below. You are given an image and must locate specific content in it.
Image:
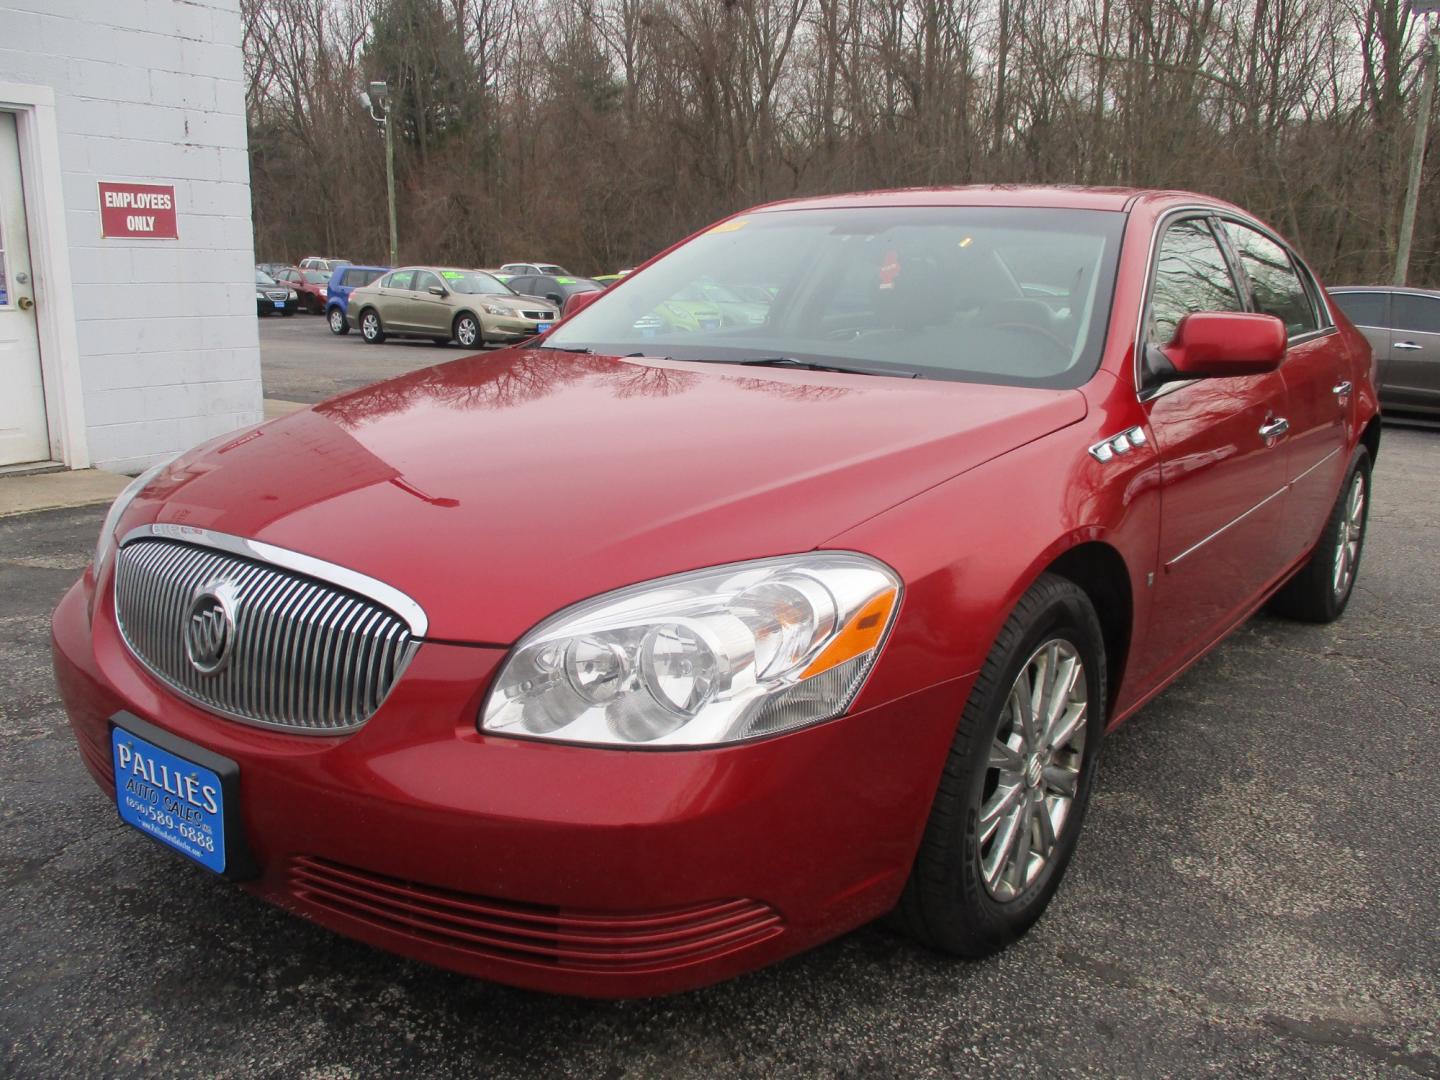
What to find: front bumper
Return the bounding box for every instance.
[52,569,966,997]
[482,314,549,342]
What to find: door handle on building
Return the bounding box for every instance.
[16,296,33,311]
[1394,341,1423,351]
[1258,416,1289,444]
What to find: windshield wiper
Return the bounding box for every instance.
[538,344,593,353]
[730,356,920,379]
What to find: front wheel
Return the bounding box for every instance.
[1269,446,1371,623]
[893,573,1106,957]
[454,313,481,349]
[359,309,385,344]
[328,307,349,335]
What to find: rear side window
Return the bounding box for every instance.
[1146,218,1244,346]
[1333,292,1389,329]
[1224,222,1319,337]
[341,268,383,288]
[1394,294,1440,335]
[383,270,414,290]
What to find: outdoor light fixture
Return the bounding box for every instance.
[361,78,398,265]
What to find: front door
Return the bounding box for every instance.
[0,111,49,466]
[1136,216,1291,679]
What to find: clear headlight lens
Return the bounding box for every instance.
[480,301,511,316]
[481,553,901,747]
[93,454,179,570]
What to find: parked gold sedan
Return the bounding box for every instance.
[346,267,559,347]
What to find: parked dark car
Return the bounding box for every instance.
[324,264,389,335]
[254,269,297,316]
[271,267,330,314]
[506,273,604,310]
[1330,286,1440,417]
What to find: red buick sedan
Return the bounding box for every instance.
[54,187,1379,997]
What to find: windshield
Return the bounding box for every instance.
[544,206,1125,386]
[255,270,276,285]
[303,270,329,284]
[440,270,513,296]
[539,264,567,275]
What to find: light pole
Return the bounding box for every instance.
[362,80,398,267]
[1394,1,1439,286]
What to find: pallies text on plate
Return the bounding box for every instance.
[115,740,220,815]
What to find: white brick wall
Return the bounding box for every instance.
[3,0,261,473]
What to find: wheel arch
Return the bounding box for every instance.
[1036,541,1133,714]
[1359,412,1381,465]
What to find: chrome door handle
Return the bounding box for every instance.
[1394,341,1423,351]
[1258,417,1290,443]
[1332,380,1352,397]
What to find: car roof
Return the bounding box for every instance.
[747,184,1237,215]
[1330,285,1440,297]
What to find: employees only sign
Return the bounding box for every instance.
[98,182,179,239]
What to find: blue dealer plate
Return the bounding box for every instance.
[112,727,227,873]
[273,300,286,309]
[536,322,552,333]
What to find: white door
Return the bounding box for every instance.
[0,111,49,466]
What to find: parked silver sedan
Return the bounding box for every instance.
[1331,286,1440,417]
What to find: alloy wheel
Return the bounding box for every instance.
[362,312,379,340]
[1332,470,1366,599]
[329,309,345,333]
[979,638,1089,902]
[457,317,478,347]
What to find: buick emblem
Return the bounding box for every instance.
[185,582,238,675]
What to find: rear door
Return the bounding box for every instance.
[1220,219,1348,564]
[1330,291,1389,390]
[1139,215,1291,674]
[1387,292,1440,414]
[376,270,415,329]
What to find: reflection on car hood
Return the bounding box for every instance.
[134,350,1087,643]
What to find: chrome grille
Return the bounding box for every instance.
[521,309,554,320]
[114,538,419,734]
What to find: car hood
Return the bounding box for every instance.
[132,351,1087,643]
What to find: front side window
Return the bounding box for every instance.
[544,206,1126,387]
[1394,294,1440,335]
[1145,218,1244,347]
[383,270,414,291]
[412,270,442,293]
[1224,222,1319,337]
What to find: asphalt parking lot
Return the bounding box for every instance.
[258,311,495,404]
[2,345,1438,1074]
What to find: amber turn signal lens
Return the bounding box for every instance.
[800,588,897,679]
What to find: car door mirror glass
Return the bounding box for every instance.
[428,286,447,297]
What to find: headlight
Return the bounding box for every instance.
[93,454,179,570]
[481,553,900,747]
[287,289,298,300]
[479,301,511,316]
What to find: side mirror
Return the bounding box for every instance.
[563,290,602,318]
[428,285,447,297]
[1154,312,1286,381]
[547,293,563,307]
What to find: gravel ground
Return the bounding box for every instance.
[1,425,1436,1079]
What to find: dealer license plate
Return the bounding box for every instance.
[536,322,552,333]
[112,726,227,873]
[273,300,285,309]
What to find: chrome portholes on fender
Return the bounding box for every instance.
[980,638,1089,902]
[1088,426,1148,463]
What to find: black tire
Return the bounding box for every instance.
[893,573,1107,957]
[453,313,481,349]
[359,308,385,344]
[1269,447,1371,623]
[327,307,349,335]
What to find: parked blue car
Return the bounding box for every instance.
[325,264,389,335]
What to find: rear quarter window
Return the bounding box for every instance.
[1394,294,1440,335]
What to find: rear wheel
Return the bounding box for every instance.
[454,313,481,349]
[359,309,385,344]
[327,307,349,335]
[894,573,1106,957]
[1269,447,1371,623]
